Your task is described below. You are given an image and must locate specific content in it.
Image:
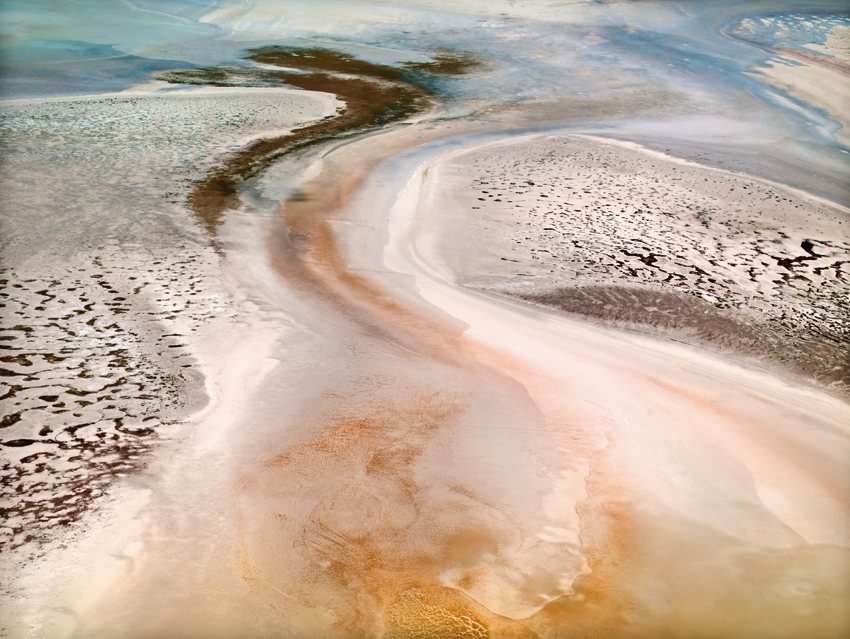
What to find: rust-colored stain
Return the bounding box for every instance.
[234,394,534,637]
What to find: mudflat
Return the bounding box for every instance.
[424,134,850,393]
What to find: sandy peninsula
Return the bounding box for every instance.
[421,133,850,394]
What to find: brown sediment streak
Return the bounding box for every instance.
[163,47,479,239]
[776,47,850,75]
[270,147,469,360]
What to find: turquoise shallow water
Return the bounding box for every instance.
[0,1,843,122]
[0,0,230,98]
[2,0,848,191]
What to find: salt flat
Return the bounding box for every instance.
[0,85,339,633]
[10,107,848,639]
[2,1,849,637]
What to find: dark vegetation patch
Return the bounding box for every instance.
[158,47,481,237]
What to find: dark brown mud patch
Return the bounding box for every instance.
[512,285,850,394]
[159,47,481,238]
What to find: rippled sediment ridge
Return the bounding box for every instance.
[1,1,849,638]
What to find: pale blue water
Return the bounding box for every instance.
[0,1,844,118]
[0,0,231,98]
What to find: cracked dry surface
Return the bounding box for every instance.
[434,135,850,391]
[386,589,489,639]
